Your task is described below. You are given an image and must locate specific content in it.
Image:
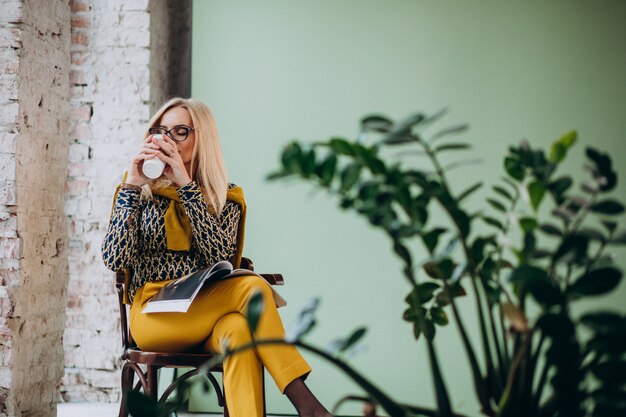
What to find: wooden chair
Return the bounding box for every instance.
[115,257,284,417]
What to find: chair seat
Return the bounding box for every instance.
[115,257,273,416]
[124,348,222,369]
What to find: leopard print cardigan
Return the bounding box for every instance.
[101,181,242,303]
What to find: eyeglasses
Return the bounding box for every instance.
[149,125,195,142]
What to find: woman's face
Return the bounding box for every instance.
[156,106,196,167]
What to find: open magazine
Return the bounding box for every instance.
[142,260,287,313]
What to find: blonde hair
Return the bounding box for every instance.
[143,97,229,214]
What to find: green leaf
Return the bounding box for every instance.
[450,262,466,281]
[493,185,513,201]
[451,208,471,237]
[384,113,425,144]
[587,332,626,356]
[601,220,618,234]
[578,227,606,243]
[430,124,469,142]
[281,142,303,172]
[591,388,626,414]
[528,181,546,211]
[435,282,466,306]
[434,143,471,153]
[357,147,386,175]
[591,360,626,383]
[285,298,320,342]
[504,157,524,181]
[360,114,393,133]
[487,198,506,212]
[482,216,503,230]
[540,223,562,237]
[457,182,482,203]
[565,196,590,214]
[430,307,449,325]
[536,313,573,339]
[340,163,362,192]
[246,290,265,334]
[329,138,356,156]
[423,258,455,280]
[337,327,368,353]
[315,153,338,186]
[127,390,162,417]
[547,176,573,201]
[519,217,538,233]
[509,266,563,307]
[580,311,625,334]
[586,147,617,192]
[609,230,626,245]
[393,242,412,266]
[592,199,625,215]
[422,227,447,253]
[403,306,418,323]
[568,267,622,297]
[405,281,441,307]
[300,147,316,177]
[548,130,577,163]
[552,206,576,222]
[553,234,589,265]
[422,317,436,341]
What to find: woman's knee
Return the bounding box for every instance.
[235,275,274,303]
[231,275,273,311]
[212,312,253,350]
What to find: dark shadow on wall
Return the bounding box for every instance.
[149,0,192,113]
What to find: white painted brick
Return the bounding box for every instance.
[0,101,17,127]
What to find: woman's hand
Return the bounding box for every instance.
[151,134,192,187]
[125,137,162,186]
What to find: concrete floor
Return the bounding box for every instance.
[56,402,285,416]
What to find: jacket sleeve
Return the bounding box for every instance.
[101,187,144,271]
[177,181,241,266]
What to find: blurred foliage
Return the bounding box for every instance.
[127,110,625,417]
[265,110,626,417]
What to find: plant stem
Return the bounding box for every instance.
[422,140,495,416]
[488,301,507,397]
[496,331,531,417]
[200,338,409,417]
[498,306,511,369]
[533,350,551,413]
[403,265,454,417]
[470,275,502,400]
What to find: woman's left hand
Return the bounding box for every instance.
[153,135,192,187]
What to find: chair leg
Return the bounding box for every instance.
[119,362,134,417]
[262,368,266,417]
[223,381,229,417]
[146,365,159,400]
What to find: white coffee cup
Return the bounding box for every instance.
[142,134,166,179]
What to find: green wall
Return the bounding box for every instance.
[190,1,626,415]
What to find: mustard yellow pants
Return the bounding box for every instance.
[130,275,312,417]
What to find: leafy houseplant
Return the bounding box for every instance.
[265,110,626,417]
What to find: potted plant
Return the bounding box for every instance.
[265,109,626,417]
[125,110,626,417]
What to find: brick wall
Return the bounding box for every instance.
[0,0,191,409]
[61,0,152,402]
[61,0,191,403]
[0,0,71,415]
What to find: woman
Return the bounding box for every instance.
[102,97,333,417]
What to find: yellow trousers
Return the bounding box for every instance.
[130,275,312,417]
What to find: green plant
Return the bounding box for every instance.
[266,110,626,417]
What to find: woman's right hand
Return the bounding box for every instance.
[125,137,163,186]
